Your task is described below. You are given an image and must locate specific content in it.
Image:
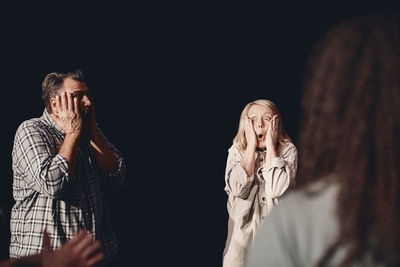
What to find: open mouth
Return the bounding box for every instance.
[258,134,263,139]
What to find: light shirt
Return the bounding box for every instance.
[223,142,298,267]
[246,180,382,267]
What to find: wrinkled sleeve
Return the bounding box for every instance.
[12,121,69,199]
[95,125,126,188]
[261,143,298,199]
[224,145,255,199]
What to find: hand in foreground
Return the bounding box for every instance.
[42,230,103,267]
[52,92,83,137]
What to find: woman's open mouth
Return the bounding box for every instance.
[258,134,263,139]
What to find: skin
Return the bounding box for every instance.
[0,230,103,267]
[240,104,279,176]
[49,77,117,175]
[41,230,103,267]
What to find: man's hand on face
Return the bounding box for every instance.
[53,91,83,137]
[88,96,97,136]
[84,96,97,137]
[79,95,97,139]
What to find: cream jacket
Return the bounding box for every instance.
[223,142,298,267]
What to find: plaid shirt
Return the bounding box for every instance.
[10,109,126,265]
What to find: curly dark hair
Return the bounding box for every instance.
[42,69,85,113]
[297,12,400,266]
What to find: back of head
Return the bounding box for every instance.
[298,12,400,265]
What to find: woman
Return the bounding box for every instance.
[245,12,400,267]
[223,99,297,267]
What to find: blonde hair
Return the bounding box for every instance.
[233,99,292,153]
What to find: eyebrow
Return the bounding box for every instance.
[248,113,273,117]
[70,87,89,93]
[71,91,84,96]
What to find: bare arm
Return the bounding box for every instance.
[85,97,118,171]
[90,130,118,171]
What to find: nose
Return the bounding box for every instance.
[256,119,264,128]
[81,95,92,107]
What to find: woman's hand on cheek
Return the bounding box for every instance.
[244,116,257,149]
[266,115,279,149]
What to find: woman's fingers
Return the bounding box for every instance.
[245,117,254,134]
[272,115,278,130]
[244,116,251,133]
[244,116,250,127]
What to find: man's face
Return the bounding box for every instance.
[59,77,92,116]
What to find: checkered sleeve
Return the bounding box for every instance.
[13,120,70,199]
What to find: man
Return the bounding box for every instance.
[10,69,126,266]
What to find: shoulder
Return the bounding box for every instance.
[279,141,297,159]
[227,144,243,159]
[263,179,340,245]
[278,179,338,214]
[227,144,236,153]
[16,118,42,132]
[15,117,50,139]
[281,141,297,152]
[248,179,340,266]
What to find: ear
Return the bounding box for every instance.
[50,97,58,115]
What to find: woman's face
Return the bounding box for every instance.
[247,104,275,149]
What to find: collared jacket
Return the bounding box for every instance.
[223,142,297,267]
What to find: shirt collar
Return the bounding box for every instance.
[41,109,65,135]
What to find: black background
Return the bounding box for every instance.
[0,2,398,266]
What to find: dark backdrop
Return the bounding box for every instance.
[1,3,398,266]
